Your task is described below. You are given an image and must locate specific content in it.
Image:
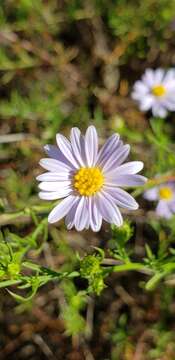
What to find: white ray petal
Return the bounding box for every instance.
[39,189,72,200]
[38,181,72,191]
[36,171,71,182]
[85,126,98,166]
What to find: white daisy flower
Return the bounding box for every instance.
[132,68,175,118]
[37,126,147,231]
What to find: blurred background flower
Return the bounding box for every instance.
[144,181,175,218]
[132,68,175,117]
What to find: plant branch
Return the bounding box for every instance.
[0,203,55,226]
[102,258,153,275]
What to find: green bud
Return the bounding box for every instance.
[7,263,20,277]
[111,221,133,244]
[80,255,106,295]
[80,255,101,278]
[90,275,105,296]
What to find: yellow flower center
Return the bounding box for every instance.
[152,85,166,97]
[159,187,173,200]
[74,167,104,196]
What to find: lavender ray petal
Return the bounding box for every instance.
[105,174,147,187]
[107,161,144,177]
[143,187,158,201]
[103,186,138,210]
[96,192,123,226]
[65,197,81,229]
[74,196,89,231]
[102,145,130,173]
[44,145,76,169]
[70,127,86,167]
[89,197,102,232]
[96,133,121,167]
[56,133,79,169]
[48,195,77,224]
[156,200,172,219]
[39,158,73,172]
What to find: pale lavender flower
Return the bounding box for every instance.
[144,182,175,219]
[37,126,146,231]
[132,68,175,118]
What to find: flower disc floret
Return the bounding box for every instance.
[152,85,166,97]
[159,187,173,200]
[74,167,104,196]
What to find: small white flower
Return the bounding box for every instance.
[37,126,147,231]
[132,68,175,118]
[144,182,175,219]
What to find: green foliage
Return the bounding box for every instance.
[107,0,175,62]
[0,87,65,138]
[0,222,79,302]
[147,118,175,174]
[111,313,132,360]
[60,280,86,336]
[148,327,175,359]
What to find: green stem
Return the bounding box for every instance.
[0,203,55,226]
[102,260,153,275]
[0,279,22,288]
[113,262,147,272]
